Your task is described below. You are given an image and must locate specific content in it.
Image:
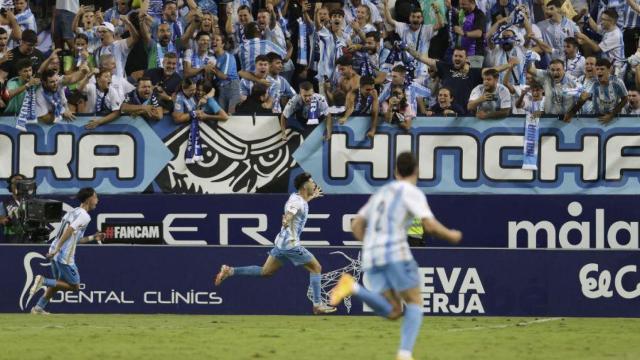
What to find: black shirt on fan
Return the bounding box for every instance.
[0,47,45,80]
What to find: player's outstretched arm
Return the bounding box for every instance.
[350,216,366,242]
[422,217,462,245]
[79,232,106,244]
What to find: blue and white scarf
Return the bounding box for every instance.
[15,7,34,28]
[15,85,36,131]
[42,89,65,123]
[75,52,87,67]
[562,84,585,100]
[177,92,202,164]
[354,90,373,114]
[385,43,402,66]
[297,18,309,66]
[359,54,376,77]
[148,0,163,19]
[512,5,526,26]
[307,96,319,125]
[185,110,203,164]
[95,88,108,115]
[491,23,512,46]
[522,99,542,170]
[448,8,457,55]
[160,19,183,42]
[520,50,541,86]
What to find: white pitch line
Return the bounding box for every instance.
[448,317,562,332]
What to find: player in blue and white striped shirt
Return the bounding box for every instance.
[215,173,337,315]
[29,188,105,314]
[330,152,462,360]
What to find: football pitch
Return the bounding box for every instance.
[1,315,639,360]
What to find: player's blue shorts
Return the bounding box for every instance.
[51,260,81,285]
[365,260,420,293]
[269,246,315,266]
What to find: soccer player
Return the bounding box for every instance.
[214,173,337,315]
[29,188,105,314]
[330,152,462,360]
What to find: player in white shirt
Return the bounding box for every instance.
[29,188,105,314]
[330,152,462,360]
[215,173,337,315]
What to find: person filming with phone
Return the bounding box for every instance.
[467,68,511,120]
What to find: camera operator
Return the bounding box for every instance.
[2,174,26,243]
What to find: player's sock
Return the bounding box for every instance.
[309,273,321,305]
[399,303,423,356]
[352,283,393,317]
[36,296,49,310]
[233,266,262,276]
[43,278,56,287]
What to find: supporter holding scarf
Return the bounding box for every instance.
[515,82,545,170]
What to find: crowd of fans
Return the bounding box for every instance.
[0,0,638,139]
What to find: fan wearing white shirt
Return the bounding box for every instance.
[468,68,512,119]
[81,69,123,129]
[344,4,377,45]
[577,9,626,78]
[382,0,442,81]
[537,0,581,60]
[93,20,139,79]
[35,66,90,124]
[566,58,628,124]
[563,37,585,79]
[624,89,640,114]
[485,27,526,84]
[515,81,545,115]
[96,54,135,101]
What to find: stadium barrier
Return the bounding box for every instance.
[19,194,640,250]
[2,245,639,317]
[2,115,640,195]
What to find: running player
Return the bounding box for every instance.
[330,152,462,360]
[29,187,105,314]
[214,172,336,315]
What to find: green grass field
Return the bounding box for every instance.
[1,315,639,360]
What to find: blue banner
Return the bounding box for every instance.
[294,116,640,194]
[7,194,639,250]
[0,115,301,195]
[3,116,640,195]
[2,245,639,317]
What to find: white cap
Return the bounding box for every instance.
[98,22,116,34]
